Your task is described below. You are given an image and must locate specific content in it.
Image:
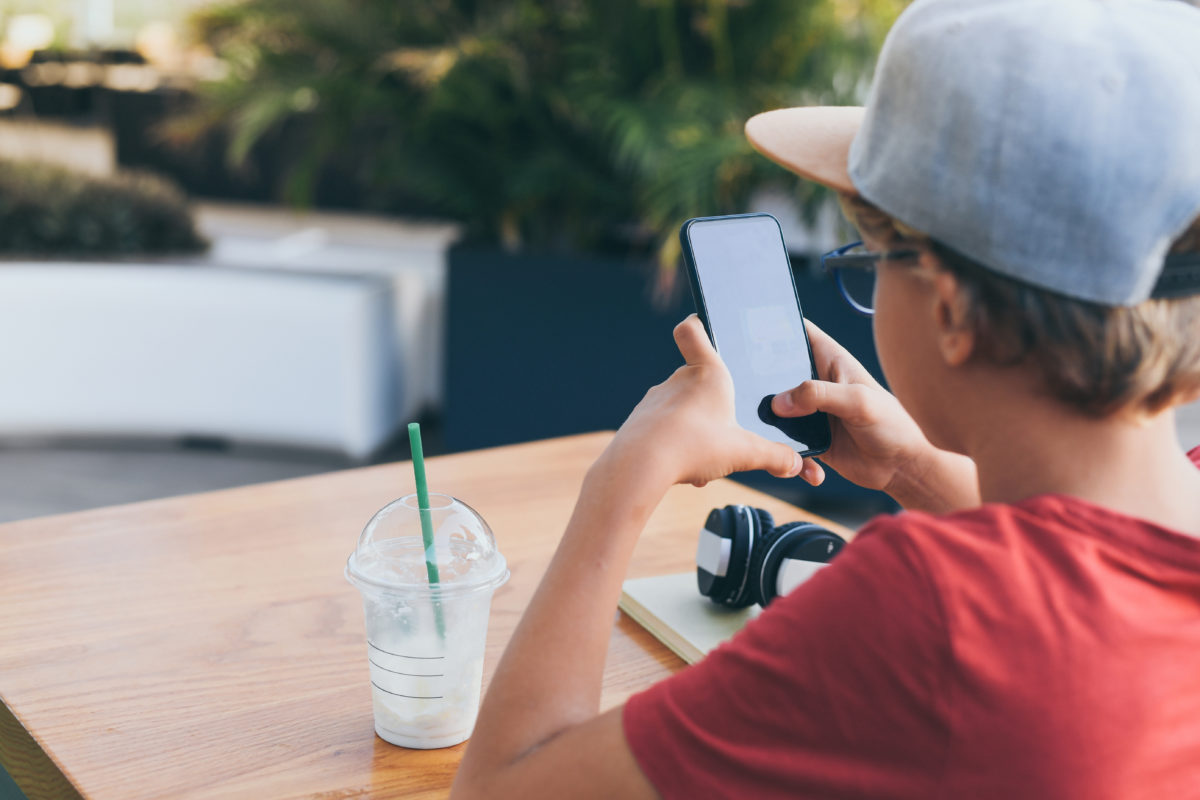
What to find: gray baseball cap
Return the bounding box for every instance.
[746,0,1200,306]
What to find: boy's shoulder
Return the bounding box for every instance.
[849,447,1200,611]
[860,443,1200,551]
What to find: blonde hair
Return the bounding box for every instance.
[839,194,1200,416]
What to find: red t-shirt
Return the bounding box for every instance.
[624,447,1200,799]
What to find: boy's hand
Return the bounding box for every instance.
[598,315,812,492]
[771,320,938,494]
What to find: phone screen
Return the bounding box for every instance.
[683,214,831,455]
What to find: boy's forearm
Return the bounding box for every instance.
[886,446,980,513]
[455,448,670,785]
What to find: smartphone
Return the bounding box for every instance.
[680,212,831,457]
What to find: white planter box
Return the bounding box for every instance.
[196,203,461,413]
[0,263,411,459]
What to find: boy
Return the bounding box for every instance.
[452,0,1200,796]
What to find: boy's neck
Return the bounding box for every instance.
[964,392,1200,535]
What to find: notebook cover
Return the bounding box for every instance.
[618,572,759,665]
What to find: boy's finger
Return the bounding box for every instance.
[802,317,834,347]
[749,436,804,479]
[800,458,825,486]
[802,318,846,373]
[803,319,877,385]
[673,315,720,366]
[772,380,874,424]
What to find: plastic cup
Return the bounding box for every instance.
[345,492,508,749]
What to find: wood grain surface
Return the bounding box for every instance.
[0,432,854,799]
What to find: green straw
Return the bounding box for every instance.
[408,422,445,639]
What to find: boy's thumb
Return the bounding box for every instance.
[752,437,803,479]
[773,380,869,424]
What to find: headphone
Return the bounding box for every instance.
[696,505,847,608]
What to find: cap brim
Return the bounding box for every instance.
[744,106,864,195]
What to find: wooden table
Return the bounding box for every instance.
[0,433,852,799]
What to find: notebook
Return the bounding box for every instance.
[618,572,759,665]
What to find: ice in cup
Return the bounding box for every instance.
[345,492,509,749]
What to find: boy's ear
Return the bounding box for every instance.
[931,270,976,367]
[1178,384,1200,407]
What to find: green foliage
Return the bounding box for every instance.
[0,161,207,257]
[183,0,903,261]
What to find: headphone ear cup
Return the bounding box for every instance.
[697,505,772,609]
[752,507,776,533]
[745,522,788,608]
[697,506,749,607]
[718,507,775,608]
[755,522,847,607]
[718,506,759,608]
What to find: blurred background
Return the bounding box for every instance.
[0,0,1196,533]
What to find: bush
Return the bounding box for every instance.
[0,161,208,256]
[180,0,903,264]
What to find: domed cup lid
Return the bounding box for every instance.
[345,493,508,598]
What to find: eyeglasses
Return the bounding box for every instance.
[820,241,920,316]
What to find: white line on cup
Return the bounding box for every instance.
[371,681,443,700]
[368,658,444,678]
[368,641,445,660]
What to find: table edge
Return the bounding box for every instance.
[1,697,85,800]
